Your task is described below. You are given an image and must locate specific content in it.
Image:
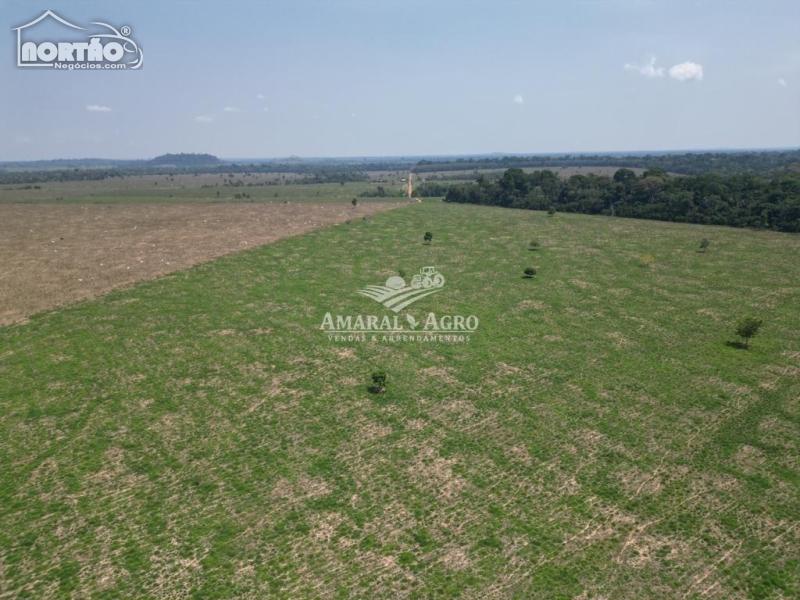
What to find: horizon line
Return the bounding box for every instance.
[2,145,800,164]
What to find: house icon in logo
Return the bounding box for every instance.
[11,10,143,69]
[12,11,85,67]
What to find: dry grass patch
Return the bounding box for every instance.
[0,202,400,326]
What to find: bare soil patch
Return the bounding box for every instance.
[0,202,399,326]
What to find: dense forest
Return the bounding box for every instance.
[416,149,800,177]
[444,168,800,233]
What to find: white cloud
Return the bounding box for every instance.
[223,106,242,112]
[778,78,787,87]
[263,106,269,113]
[669,61,703,81]
[86,105,112,112]
[513,94,524,104]
[624,56,664,78]
[257,94,265,100]
[195,115,214,123]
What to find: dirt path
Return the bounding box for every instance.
[0,202,401,327]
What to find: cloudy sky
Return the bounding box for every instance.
[1,0,798,160]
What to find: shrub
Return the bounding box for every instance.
[529,240,541,250]
[547,206,556,216]
[524,267,537,278]
[699,238,710,252]
[370,371,387,393]
[639,254,655,267]
[423,232,433,244]
[735,317,763,349]
[352,198,358,207]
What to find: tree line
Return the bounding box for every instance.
[444,168,800,233]
[416,149,800,176]
[0,166,374,186]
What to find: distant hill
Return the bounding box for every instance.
[148,153,222,167]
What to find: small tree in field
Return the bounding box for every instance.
[352,198,358,207]
[735,317,763,349]
[529,240,541,251]
[547,206,556,216]
[524,267,537,278]
[370,371,387,393]
[699,238,710,253]
[423,232,433,244]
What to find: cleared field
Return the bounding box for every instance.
[0,201,401,326]
[0,176,405,204]
[0,203,798,598]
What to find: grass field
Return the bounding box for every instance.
[0,176,407,204]
[0,202,798,598]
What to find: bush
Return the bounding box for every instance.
[735,317,763,349]
[529,240,541,250]
[352,198,358,207]
[524,267,536,278]
[699,238,710,252]
[639,254,655,267]
[423,231,433,244]
[370,371,387,393]
[547,206,556,216]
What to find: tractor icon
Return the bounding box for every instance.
[410,266,445,289]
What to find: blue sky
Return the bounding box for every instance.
[1,0,798,160]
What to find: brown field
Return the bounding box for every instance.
[0,202,400,326]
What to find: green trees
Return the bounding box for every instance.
[524,267,537,278]
[613,168,637,184]
[636,176,665,203]
[423,232,433,244]
[443,168,800,233]
[415,149,800,176]
[735,317,763,349]
[699,238,710,252]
